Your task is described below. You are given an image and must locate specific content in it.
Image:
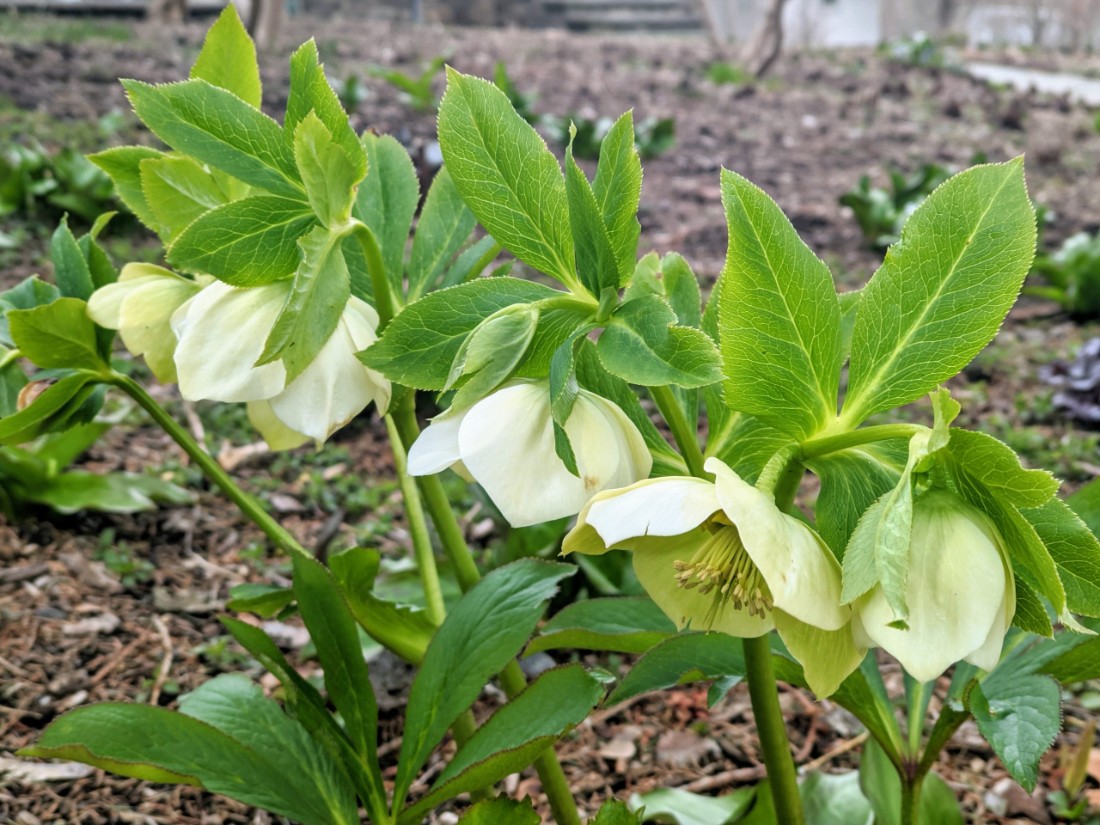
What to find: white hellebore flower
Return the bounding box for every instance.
[86,263,206,383]
[852,490,1015,682]
[407,380,651,528]
[171,280,390,448]
[564,457,863,697]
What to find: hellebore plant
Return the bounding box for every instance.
[6,7,1100,825]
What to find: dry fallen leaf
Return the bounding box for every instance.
[0,757,94,785]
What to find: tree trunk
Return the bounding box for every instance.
[742,0,788,78]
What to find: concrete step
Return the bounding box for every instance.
[544,0,705,32]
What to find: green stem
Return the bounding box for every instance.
[0,348,21,369]
[743,634,804,825]
[109,374,307,560]
[906,678,928,757]
[649,384,707,478]
[799,423,925,461]
[384,414,446,626]
[352,222,396,328]
[389,399,583,825]
[900,773,924,825]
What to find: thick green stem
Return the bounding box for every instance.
[649,384,707,478]
[800,423,925,461]
[109,374,308,560]
[743,634,804,825]
[384,415,446,626]
[352,222,396,328]
[900,773,924,825]
[390,398,583,825]
[906,678,928,757]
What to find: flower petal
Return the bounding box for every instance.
[269,310,390,444]
[856,515,1007,682]
[247,400,309,451]
[172,281,288,402]
[578,390,652,486]
[774,611,864,697]
[584,477,720,547]
[964,553,1016,673]
[407,406,467,476]
[708,458,847,631]
[631,533,774,638]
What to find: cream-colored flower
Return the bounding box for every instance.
[407,380,652,528]
[852,490,1015,682]
[86,263,206,382]
[564,457,863,697]
[171,280,390,446]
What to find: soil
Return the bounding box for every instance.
[2,12,1100,825]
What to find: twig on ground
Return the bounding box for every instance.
[149,616,174,706]
[800,731,869,773]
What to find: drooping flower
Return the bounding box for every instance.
[171,280,390,446]
[86,263,207,382]
[563,457,863,697]
[407,380,652,528]
[852,490,1015,682]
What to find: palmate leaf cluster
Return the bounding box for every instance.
[10,5,1100,823]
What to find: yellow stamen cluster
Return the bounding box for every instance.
[673,524,773,625]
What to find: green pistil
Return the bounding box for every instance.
[673,525,773,624]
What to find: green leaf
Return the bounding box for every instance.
[294,112,358,229]
[566,124,619,296]
[630,786,754,825]
[597,295,721,388]
[1040,636,1100,684]
[527,597,676,655]
[0,276,61,348]
[0,373,97,445]
[972,670,1061,792]
[1068,478,1100,538]
[50,218,94,300]
[593,111,642,285]
[859,738,962,825]
[124,78,304,198]
[407,167,477,300]
[1012,575,1054,636]
[843,160,1035,425]
[1022,497,1100,618]
[801,772,873,825]
[329,547,436,664]
[0,351,27,418]
[591,799,643,825]
[88,146,164,231]
[189,5,262,108]
[360,279,559,390]
[286,40,365,182]
[808,443,905,559]
[394,559,575,804]
[355,133,419,291]
[625,252,702,328]
[225,583,295,618]
[28,471,193,514]
[947,429,1058,508]
[141,155,232,241]
[167,194,315,285]
[608,632,744,706]
[458,797,540,824]
[8,298,104,372]
[400,664,603,821]
[257,226,351,382]
[22,677,358,825]
[448,304,539,409]
[717,168,841,439]
[290,554,386,812]
[438,69,576,288]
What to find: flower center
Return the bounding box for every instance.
[673,524,773,625]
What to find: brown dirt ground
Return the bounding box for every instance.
[2,12,1100,825]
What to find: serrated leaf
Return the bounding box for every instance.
[167,194,315,285]
[394,559,575,805]
[89,146,164,231]
[630,786,754,825]
[593,111,642,285]
[607,632,745,706]
[566,125,619,296]
[972,671,1061,792]
[407,167,477,301]
[438,69,576,288]
[448,304,539,409]
[293,113,361,228]
[8,298,104,372]
[717,169,842,440]
[189,5,262,108]
[286,40,365,182]
[0,373,97,446]
[598,295,720,388]
[124,78,304,198]
[257,226,350,382]
[1040,636,1100,684]
[1012,576,1053,636]
[141,155,231,241]
[50,218,94,300]
[458,797,540,824]
[359,279,559,390]
[948,429,1058,508]
[526,597,676,655]
[843,160,1035,425]
[225,583,294,618]
[355,133,418,292]
[1022,497,1100,618]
